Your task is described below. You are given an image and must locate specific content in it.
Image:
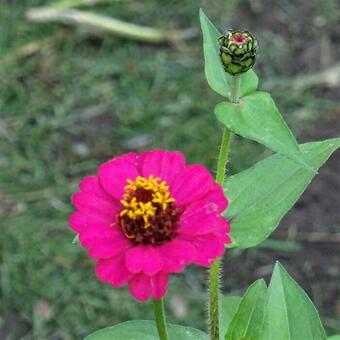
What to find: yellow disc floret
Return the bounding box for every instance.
[119,175,175,228]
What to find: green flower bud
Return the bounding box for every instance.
[218,30,258,76]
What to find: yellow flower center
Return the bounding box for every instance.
[119,175,175,229]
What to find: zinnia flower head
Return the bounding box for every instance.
[70,150,231,301]
[219,30,258,75]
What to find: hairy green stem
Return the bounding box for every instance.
[153,299,169,340]
[209,75,240,340]
[230,74,241,103]
[215,128,232,185]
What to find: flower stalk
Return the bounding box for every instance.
[208,75,240,340]
[153,299,169,340]
[230,74,241,104]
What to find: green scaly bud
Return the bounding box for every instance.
[218,30,258,75]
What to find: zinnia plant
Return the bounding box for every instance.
[69,9,340,340]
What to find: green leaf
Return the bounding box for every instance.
[215,91,313,169]
[238,70,259,97]
[84,320,209,340]
[199,9,258,98]
[199,8,228,97]
[328,336,340,340]
[260,262,327,340]
[225,138,340,248]
[225,280,267,340]
[220,296,242,339]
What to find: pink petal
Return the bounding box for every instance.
[98,153,139,200]
[212,216,231,242]
[179,200,221,235]
[171,165,215,206]
[187,234,226,266]
[79,224,121,245]
[69,210,113,233]
[128,273,151,301]
[96,254,132,286]
[159,238,196,272]
[79,224,130,259]
[72,192,117,218]
[125,246,163,276]
[138,150,186,185]
[200,184,229,213]
[150,272,168,300]
[79,176,112,201]
[215,232,232,246]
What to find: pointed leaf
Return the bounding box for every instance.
[199,8,228,97]
[199,9,258,98]
[238,70,259,97]
[220,296,242,339]
[224,138,340,248]
[260,262,327,340]
[84,320,208,340]
[225,279,267,340]
[215,91,313,169]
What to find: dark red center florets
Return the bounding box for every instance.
[117,176,182,245]
[231,33,248,44]
[119,201,182,245]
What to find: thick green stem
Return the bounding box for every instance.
[215,128,232,185]
[153,299,169,340]
[208,256,222,340]
[209,75,240,340]
[208,128,231,340]
[229,74,241,103]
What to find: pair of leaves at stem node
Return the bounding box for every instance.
[221,262,328,340]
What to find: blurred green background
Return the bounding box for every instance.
[1,0,340,339]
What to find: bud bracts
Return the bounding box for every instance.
[219,30,258,75]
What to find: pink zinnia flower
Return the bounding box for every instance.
[69,150,231,301]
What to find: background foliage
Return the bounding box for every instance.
[0,0,339,339]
